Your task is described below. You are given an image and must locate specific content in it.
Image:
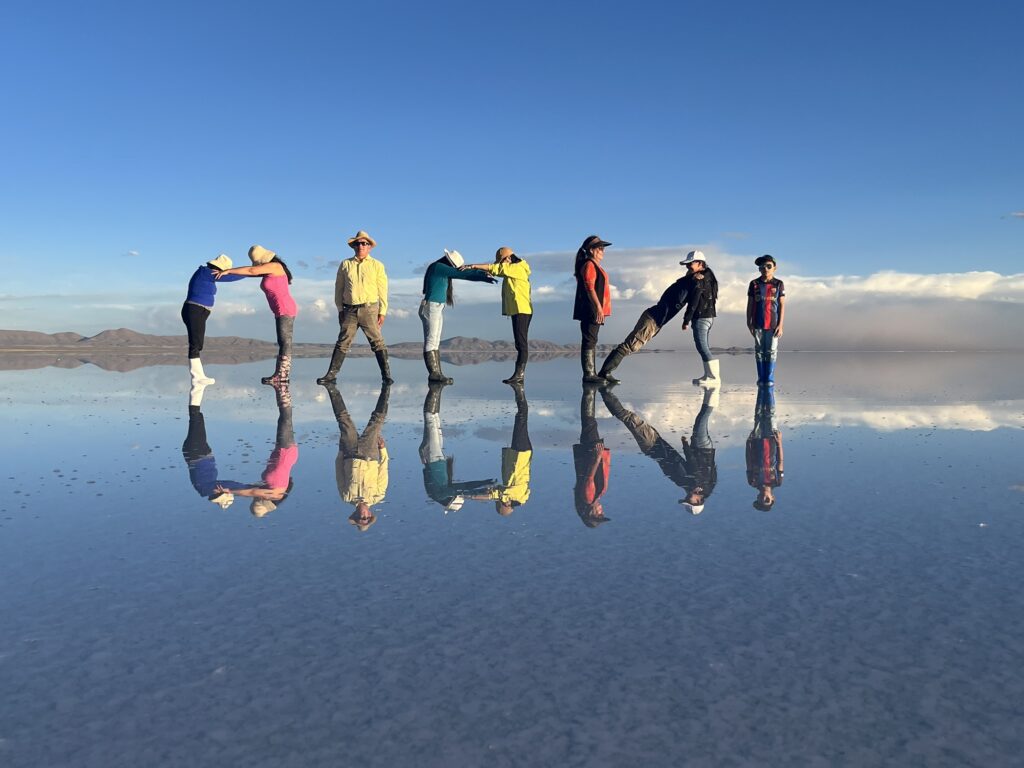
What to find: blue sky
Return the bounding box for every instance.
[2,1,1022,348]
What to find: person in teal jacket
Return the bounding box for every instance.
[419,249,495,383]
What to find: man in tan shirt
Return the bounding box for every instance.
[317,230,393,383]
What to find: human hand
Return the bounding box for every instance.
[595,311,604,324]
[774,325,784,338]
[681,323,689,331]
[748,325,756,337]
[485,276,498,284]
[378,315,385,328]
[213,271,227,280]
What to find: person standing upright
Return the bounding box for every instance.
[318,230,393,384]
[680,251,721,387]
[746,254,786,385]
[573,235,612,383]
[463,246,533,384]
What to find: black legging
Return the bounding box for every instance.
[181,302,210,359]
[580,320,600,352]
[511,313,531,370]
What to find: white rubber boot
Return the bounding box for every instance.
[702,382,720,409]
[189,357,215,385]
[189,381,208,406]
[692,359,720,387]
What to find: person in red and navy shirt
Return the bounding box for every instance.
[746,254,786,384]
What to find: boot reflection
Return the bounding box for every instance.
[419,382,496,514]
[325,382,391,533]
[746,384,784,510]
[488,383,532,517]
[600,386,717,515]
[573,383,611,527]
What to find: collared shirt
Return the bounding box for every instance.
[335,255,389,315]
[336,448,389,505]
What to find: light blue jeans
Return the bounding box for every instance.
[753,328,779,362]
[419,300,445,352]
[692,318,715,362]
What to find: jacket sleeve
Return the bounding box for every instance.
[490,261,530,280]
[681,281,701,325]
[454,267,493,283]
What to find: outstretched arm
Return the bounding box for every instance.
[216,264,283,279]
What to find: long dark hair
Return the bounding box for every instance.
[574,235,602,278]
[423,257,455,307]
[271,256,293,284]
[701,266,719,304]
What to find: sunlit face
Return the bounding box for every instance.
[352,240,373,260]
[758,262,775,277]
[590,246,605,261]
[687,260,705,273]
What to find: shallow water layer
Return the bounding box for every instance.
[2,352,1023,767]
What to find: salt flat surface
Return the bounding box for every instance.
[1,352,1023,767]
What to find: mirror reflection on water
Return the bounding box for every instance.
[2,352,1023,766]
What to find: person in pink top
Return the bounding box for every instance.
[216,244,298,384]
[214,382,298,517]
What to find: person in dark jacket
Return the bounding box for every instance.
[597,257,695,383]
[680,250,721,387]
[601,387,717,515]
[573,235,612,383]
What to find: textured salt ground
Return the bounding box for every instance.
[1,354,1023,767]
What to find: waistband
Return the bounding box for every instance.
[343,302,378,309]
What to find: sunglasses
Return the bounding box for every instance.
[759,263,775,269]
[354,241,371,247]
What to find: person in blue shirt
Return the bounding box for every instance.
[181,254,244,385]
[419,249,495,384]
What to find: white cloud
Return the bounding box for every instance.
[1009,212,1024,219]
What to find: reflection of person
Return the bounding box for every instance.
[463,247,532,384]
[598,257,693,383]
[573,385,611,526]
[325,383,390,533]
[746,385,784,510]
[419,249,495,384]
[180,385,246,508]
[601,388,717,514]
[746,254,786,385]
[680,252,721,387]
[485,384,532,516]
[419,383,495,512]
[573,235,612,383]
[182,254,245,386]
[214,383,299,516]
[318,230,393,385]
[216,245,298,385]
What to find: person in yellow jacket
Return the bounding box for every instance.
[463,246,532,384]
[487,383,533,516]
[324,382,390,532]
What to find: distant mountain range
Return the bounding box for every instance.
[0,328,749,372]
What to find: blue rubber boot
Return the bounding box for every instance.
[764,360,775,386]
[755,359,765,384]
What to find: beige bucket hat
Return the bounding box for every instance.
[249,245,277,265]
[207,254,233,271]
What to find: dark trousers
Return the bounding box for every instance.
[511,313,531,370]
[181,302,210,359]
[580,320,601,351]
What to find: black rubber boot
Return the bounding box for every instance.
[317,346,346,385]
[375,349,394,384]
[581,348,603,383]
[598,346,627,385]
[502,365,526,385]
[425,350,453,384]
[424,380,447,414]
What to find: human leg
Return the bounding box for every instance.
[599,311,659,383]
[505,313,531,383]
[691,318,720,386]
[263,315,295,384]
[580,321,602,383]
[318,309,359,384]
[182,303,215,384]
